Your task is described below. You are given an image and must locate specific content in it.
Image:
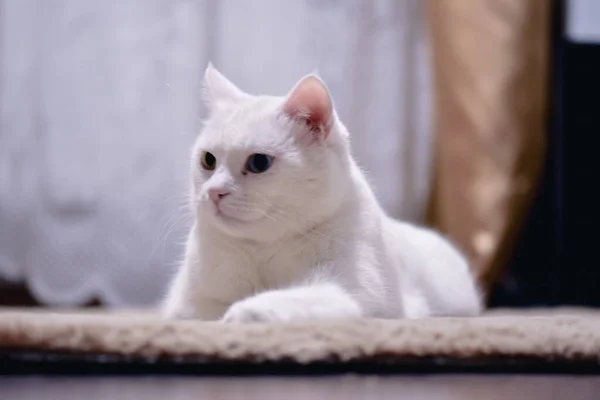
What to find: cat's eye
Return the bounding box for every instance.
[200,151,217,171]
[246,153,273,174]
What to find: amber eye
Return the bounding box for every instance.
[200,151,216,171]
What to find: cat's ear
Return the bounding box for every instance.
[202,62,246,110]
[282,74,334,140]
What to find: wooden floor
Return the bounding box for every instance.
[3,375,600,399]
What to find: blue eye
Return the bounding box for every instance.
[247,153,273,174]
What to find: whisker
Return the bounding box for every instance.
[149,210,190,264]
[248,194,352,253]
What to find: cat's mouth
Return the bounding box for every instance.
[213,207,265,227]
[202,200,268,228]
[214,209,246,224]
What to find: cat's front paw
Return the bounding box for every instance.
[221,298,291,323]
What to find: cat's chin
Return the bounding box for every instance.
[208,209,263,235]
[207,209,289,242]
[213,210,254,225]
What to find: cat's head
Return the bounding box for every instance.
[191,64,352,242]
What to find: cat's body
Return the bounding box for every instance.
[163,65,482,322]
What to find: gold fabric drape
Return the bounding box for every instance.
[426,0,551,295]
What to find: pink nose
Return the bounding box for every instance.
[208,188,230,205]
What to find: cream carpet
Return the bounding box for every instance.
[1,308,599,373]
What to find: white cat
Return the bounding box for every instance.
[162,64,482,323]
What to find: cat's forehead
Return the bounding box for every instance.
[199,96,288,150]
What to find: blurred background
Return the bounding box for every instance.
[0,0,597,309]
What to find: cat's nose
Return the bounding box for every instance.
[208,188,230,205]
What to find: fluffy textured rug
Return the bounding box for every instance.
[1,307,599,374]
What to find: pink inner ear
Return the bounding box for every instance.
[283,76,333,138]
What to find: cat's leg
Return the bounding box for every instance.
[221,280,361,323]
[162,263,228,320]
[162,227,232,320]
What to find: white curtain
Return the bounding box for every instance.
[0,0,433,307]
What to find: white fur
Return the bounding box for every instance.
[162,65,482,323]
